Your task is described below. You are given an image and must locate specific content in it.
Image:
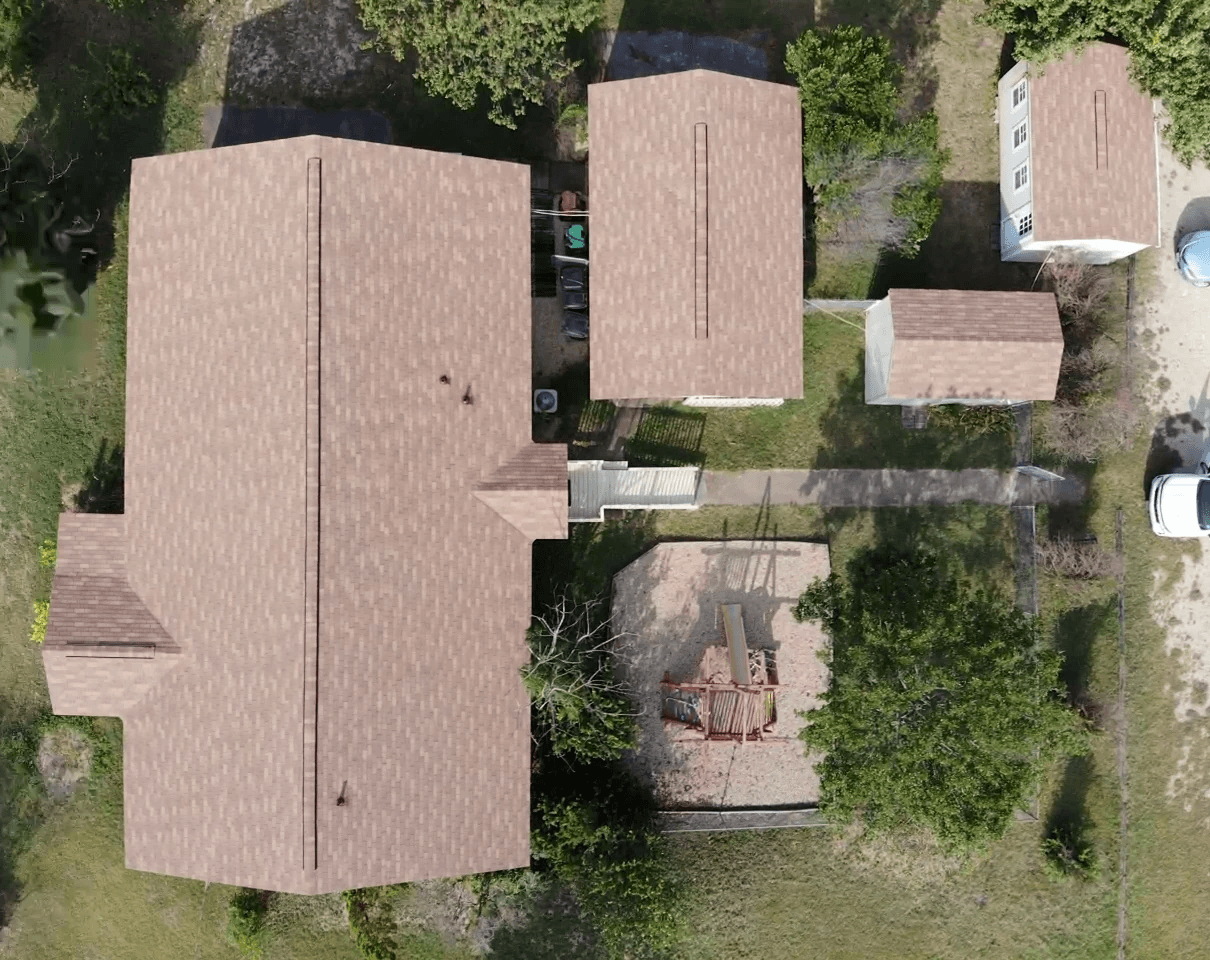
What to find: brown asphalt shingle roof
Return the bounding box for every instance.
[1029,43,1158,246]
[43,137,567,894]
[587,70,804,400]
[885,289,1064,401]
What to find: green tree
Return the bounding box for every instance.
[0,0,39,84]
[785,26,947,256]
[982,0,1210,165]
[0,143,93,369]
[357,0,600,129]
[794,547,1087,850]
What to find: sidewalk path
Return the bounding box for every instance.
[699,468,1086,508]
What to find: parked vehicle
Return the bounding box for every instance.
[562,308,588,340]
[1177,230,1210,287]
[1149,469,1210,536]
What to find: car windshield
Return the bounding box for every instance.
[1199,479,1210,529]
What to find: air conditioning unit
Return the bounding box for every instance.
[533,389,558,414]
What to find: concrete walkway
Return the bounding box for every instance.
[700,468,1086,508]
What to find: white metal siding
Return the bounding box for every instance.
[863,298,894,404]
[568,461,701,522]
[998,62,1032,262]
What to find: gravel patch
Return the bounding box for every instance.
[611,540,830,808]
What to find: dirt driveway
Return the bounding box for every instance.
[1137,126,1210,807]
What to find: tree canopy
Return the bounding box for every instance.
[794,547,1086,850]
[982,0,1210,165]
[357,0,599,129]
[785,25,947,256]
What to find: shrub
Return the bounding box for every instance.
[342,886,402,960]
[1037,399,1145,462]
[927,404,1017,438]
[532,760,683,959]
[357,0,600,129]
[227,888,270,958]
[1037,537,1122,579]
[30,599,48,645]
[38,538,56,569]
[82,43,159,120]
[0,0,38,84]
[785,25,947,255]
[1042,825,1098,880]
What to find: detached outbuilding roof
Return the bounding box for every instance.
[43,137,567,894]
[1028,43,1158,246]
[881,289,1064,401]
[587,70,804,400]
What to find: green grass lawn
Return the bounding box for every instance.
[650,313,1013,470]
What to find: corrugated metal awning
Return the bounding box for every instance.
[568,461,701,522]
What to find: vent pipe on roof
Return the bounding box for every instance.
[694,122,708,339]
[1094,90,1108,169]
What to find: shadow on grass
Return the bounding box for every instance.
[1054,600,1114,717]
[1044,753,1095,854]
[224,0,556,161]
[811,359,1015,469]
[18,1,204,270]
[532,512,658,612]
[488,887,603,960]
[871,182,1037,295]
[75,439,124,514]
[626,407,706,467]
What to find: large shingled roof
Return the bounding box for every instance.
[587,70,804,401]
[43,137,567,894]
[884,289,1064,401]
[1029,43,1159,246]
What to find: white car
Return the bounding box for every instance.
[1149,469,1210,537]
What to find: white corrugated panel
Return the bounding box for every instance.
[568,461,701,522]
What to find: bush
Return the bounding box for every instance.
[357,0,600,129]
[29,600,48,645]
[927,404,1017,438]
[1042,825,1098,881]
[785,25,947,255]
[342,886,402,960]
[532,760,682,959]
[38,538,55,569]
[1037,399,1145,462]
[227,888,270,958]
[1036,538,1122,579]
[81,43,159,120]
[0,0,38,84]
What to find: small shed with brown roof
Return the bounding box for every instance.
[864,289,1064,405]
[998,42,1159,264]
[43,136,568,894]
[586,69,804,404]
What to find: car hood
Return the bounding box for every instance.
[1152,474,1208,537]
[1178,231,1210,285]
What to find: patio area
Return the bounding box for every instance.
[611,540,830,808]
